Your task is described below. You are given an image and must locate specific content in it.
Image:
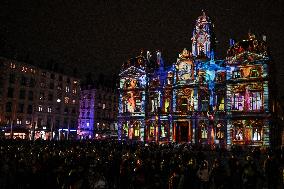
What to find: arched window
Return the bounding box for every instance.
[200,122,207,139]
[252,127,261,141]
[160,123,167,138]
[249,91,262,110]
[232,122,244,141]
[217,95,225,111]
[200,94,209,111]
[122,123,128,136]
[216,123,225,139]
[133,121,140,137]
[164,98,170,113]
[149,123,155,137]
[232,92,244,111]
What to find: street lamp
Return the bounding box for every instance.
[10,118,13,139]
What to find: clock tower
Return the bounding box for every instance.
[192,11,214,58]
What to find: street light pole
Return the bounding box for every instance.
[67,123,70,140]
[32,122,35,141]
[10,119,13,139]
[51,122,53,140]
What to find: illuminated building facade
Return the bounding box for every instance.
[77,84,118,139]
[118,12,274,147]
[0,57,80,140]
[226,33,271,146]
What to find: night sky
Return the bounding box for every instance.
[0,0,283,96]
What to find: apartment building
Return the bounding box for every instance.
[0,57,80,140]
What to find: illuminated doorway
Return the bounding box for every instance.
[175,121,190,142]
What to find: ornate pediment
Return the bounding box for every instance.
[227,52,268,65]
[119,66,146,77]
[232,84,246,92]
[227,34,269,65]
[248,83,263,91]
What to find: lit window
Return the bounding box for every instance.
[249,92,262,110]
[232,70,242,79]
[216,124,224,139]
[57,98,61,103]
[217,96,225,111]
[161,124,166,137]
[10,63,16,69]
[134,127,140,137]
[39,92,44,100]
[86,122,90,127]
[164,99,170,113]
[57,84,62,90]
[200,95,208,112]
[102,104,105,109]
[47,107,52,113]
[252,128,261,141]
[72,99,76,104]
[135,99,141,112]
[64,97,69,104]
[66,86,70,93]
[151,98,159,112]
[72,88,77,94]
[235,128,243,140]
[21,66,28,72]
[41,72,46,77]
[16,118,22,125]
[123,123,128,136]
[38,105,43,112]
[232,93,244,110]
[73,80,78,84]
[201,124,207,139]
[250,68,259,78]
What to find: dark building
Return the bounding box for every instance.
[0,57,80,140]
[77,84,118,139]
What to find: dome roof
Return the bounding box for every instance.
[227,33,268,57]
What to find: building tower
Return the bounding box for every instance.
[192,11,214,58]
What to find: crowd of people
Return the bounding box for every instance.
[0,139,283,189]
